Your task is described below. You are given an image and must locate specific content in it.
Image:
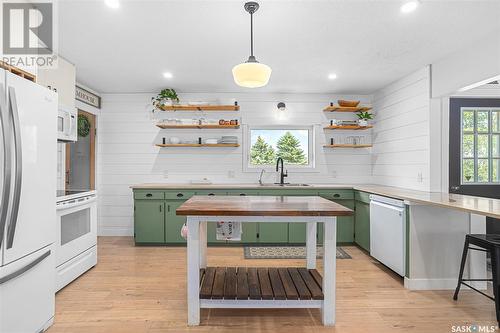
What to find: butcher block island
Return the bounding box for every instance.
[176,195,353,326]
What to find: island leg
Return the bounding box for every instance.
[306,222,317,269]
[199,221,207,269]
[187,216,200,326]
[322,217,337,326]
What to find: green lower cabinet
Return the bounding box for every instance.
[288,223,306,244]
[258,223,289,243]
[317,199,355,244]
[240,223,258,243]
[354,200,370,252]
[134,200,165,244]
[165,200,187,244]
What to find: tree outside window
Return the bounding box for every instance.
[249,129,309,166]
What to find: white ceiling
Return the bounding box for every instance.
[58,0,500,94]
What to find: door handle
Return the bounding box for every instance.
[7,87,22,249]
[0,250,50,285]
[176,193,184,197]
[0,83,12,249]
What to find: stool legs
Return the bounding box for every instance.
[454,237,470,300]
[491,247,500,325]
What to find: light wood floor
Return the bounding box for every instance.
[47,237,497,333]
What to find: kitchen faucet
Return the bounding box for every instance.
[275,157,288,185]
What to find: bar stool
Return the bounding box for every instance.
[453,234,500,324]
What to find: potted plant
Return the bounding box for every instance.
[151,88,179,111]
[356,111,373,127]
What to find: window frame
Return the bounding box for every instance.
[460,107,500,184]
[243,125,317,173]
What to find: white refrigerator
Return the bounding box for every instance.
[0,69,58,333]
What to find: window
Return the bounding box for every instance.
[246,126,314,169]
[461,108,500,184]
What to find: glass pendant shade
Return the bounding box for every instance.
[232,60,272,88]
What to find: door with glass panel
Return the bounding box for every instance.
[449,98,500,198]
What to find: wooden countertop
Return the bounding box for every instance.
[176,195,354,217]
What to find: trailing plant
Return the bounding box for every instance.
[356,111,373,120]
[78,114,91,137]
[151,88,179,111]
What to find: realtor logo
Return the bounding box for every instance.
[2,1,56,68]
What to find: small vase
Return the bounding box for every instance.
[358,119,368,127]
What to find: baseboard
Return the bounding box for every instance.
[41,316,54,332]
[404,277,487,290]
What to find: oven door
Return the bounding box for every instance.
[56,197,97,266]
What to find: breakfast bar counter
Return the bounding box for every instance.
[176,195,353,326]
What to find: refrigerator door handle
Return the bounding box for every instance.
[6,86,22,249]
[0,83,12,249]
[0,250,51,285]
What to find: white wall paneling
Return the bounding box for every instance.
[98,92,372,236]
[372,66,432,191]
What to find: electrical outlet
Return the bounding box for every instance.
[417,172,423,183]
[228,170,235,178]
[163,170,169,179]
[331,170,337,178]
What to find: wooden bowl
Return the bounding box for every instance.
[338,100,360,107]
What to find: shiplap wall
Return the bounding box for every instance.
[372,67,432,191]
[98,92,373,235]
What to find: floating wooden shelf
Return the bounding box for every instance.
[156,143,240,148]
[0,61,36,82]
[156,124,240,129]
[324,125,373,130]
[200,267,324,300]
[159,105,239,112]
[323,106,372,112]
[323,144,372,148]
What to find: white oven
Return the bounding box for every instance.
[57,106,77,142]
[56,191,97,291]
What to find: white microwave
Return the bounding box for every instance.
[57,106,77,142]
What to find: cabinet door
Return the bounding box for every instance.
[354,201,370,252]
[258,223,289,243]
[288,223,306,244]
[317,200,355,244]
[134,200,165,244]
[165,200,187,244]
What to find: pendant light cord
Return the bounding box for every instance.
[250,12,254,57]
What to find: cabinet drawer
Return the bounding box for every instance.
[164,191,195,200]
[134,191,164,200]
[195,190,227,196]
[318,190,354,200]
[226,190,260,196]
[355,191,371,204]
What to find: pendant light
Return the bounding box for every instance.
[232,2,271,88]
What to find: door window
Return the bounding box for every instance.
[460,108,500,184]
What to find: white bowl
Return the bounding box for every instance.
[169,137,180,144]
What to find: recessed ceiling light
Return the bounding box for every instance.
[105,0,120,9]
[401,0,420,14]
[328,73,338,80]
[163,72,173,79]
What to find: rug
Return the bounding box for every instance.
[243,246,352,259]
